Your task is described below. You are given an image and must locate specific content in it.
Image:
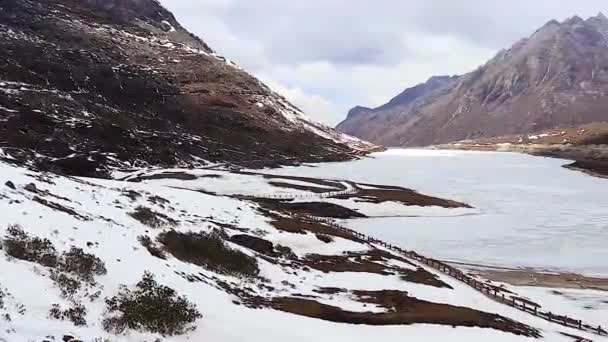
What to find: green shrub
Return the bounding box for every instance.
[103,272,201,336]
[158,230,259,277]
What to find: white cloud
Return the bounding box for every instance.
[160,0,608,125]
[262,79,341,125]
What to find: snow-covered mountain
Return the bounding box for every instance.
[0,0,376,178]
[338,14,608,147]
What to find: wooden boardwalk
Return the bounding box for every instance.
[306,215,607,337]
[257,187,606,338]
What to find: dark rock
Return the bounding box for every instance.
[24,183,37,192]
[4,181,15,190]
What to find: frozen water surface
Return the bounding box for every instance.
[269,149,608,276]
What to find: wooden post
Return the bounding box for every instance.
[578,320,582,329]
[534,306,537,315]
[548,312,552,322]
[512,297,516,307]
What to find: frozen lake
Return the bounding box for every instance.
[270,149,608,276]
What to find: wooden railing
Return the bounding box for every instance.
[303,214,606,337]
[256,184,606,337]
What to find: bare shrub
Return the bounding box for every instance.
[138,235,166,259]
[50,270,82,300]
[315,234,334,244]
[0,287,5,309]
[158,230,259,277]
[49,302,87,326]
[2,225,58,267]
[103,272,201,336]
[58,247,107,282]
[129,206,177,229]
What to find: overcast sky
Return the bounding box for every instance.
[161,1,607,126]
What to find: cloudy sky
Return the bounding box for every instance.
[161,0,607,125]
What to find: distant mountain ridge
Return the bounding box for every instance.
[337,13,608,147]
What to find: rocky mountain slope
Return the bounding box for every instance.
[436,122,608,178]
[337,14,608,147]
[0,0,375,178]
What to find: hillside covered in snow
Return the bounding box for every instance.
[1,155,606,342]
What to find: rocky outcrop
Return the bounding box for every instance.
[337,14,608,147]
[0,0,375,178]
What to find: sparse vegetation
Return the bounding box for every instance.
[0,286,5,309]
[158,230,259,277]
[138,235,167,259]
[103,272,201,336]
[2,225,58,267]
[1,226,107,328]
[129,206,178,229]
[50,270,82,300]
[49,302,88,326]
[59,247,108,282]
[316,234,334,243]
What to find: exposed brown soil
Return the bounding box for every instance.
[471,269,608,291]
[267,293,540,337]
[438,122,608,178]
[32,196,90,221]
[128,171,198,182]
[158,230,260,277]
[560,332,594,342]
[229,234,277,257]
[564,160,608,178]
[256,199,366,219]
[239,172,347,190]
[303,250,451,289]
[268,216,366,244]
[334,183,471,208]
[267,181,338,194]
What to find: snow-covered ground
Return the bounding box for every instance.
[267,149,608,276]
[1,155,607,341]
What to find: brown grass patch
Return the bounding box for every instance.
[257,200,366,219]
[336,183,471,208]
[138,235,167,259]
[270,216,366,243]
[158,230,259,277]
[237,171,347,189]
[267,181,339,194]
[303,250,451,289]
[270,293,540,337]
[129,206,178,229]
[229,234,275,257]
